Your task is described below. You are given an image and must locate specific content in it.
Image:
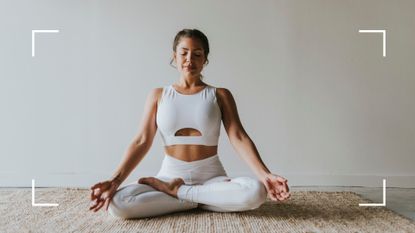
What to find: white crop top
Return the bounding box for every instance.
[156,85,222,146]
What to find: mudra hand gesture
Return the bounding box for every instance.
[263,173,290,201]
[89,179,120,212]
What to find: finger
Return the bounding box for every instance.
[91,194,100,203]
[104,198,111,211]
[285,182,290,193]
[94,188,102,198]
[281,182,289,193]
[93,200,105,212]
[275,193,285,201]
[278,192,290,201]
[138,177,152,185]
[268,192,278,202]
[280,192,289,200]
[263,179,272,193]
[89,200,99,211]
[276,176,287,183]
[281,195,290,201]
[90,190,95,201]
[279,190,288,197]
[90,189,99,201]
[266,177,275,188]
[269,178,282,191]
[90,183,102,190]
[268,186,277,197]
[269,189,277,199]
[275,190,285,199]
[282,192,291,199]
[273,185,281,194]
[275,184,284,194]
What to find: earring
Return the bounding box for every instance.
[169,59,177,68]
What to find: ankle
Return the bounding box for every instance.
[170,178,185,198]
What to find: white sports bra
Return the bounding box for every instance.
[156,84,222,146]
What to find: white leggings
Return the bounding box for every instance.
[108,154,267,219]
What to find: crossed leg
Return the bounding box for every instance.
[108,178,197,219]
[138,176,267,213]
[179,176,267,212]
[109,176,267,219]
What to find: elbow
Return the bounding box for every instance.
[132,135,152,151]
[229,131,250,145]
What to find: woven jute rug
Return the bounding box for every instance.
[1,188,414,233]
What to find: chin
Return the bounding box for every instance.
[183,73,200,78]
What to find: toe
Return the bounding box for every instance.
[173,178,184,183]
[138,177,150,184]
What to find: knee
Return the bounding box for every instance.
[234,177,267,211]
[245,178,267,209]
[108,191,131,219]
[108,183,159,219]
[108,188,145,219]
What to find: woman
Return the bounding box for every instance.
[89,29,290,219]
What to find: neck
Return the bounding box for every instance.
[177,74,204,87]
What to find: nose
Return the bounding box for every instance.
[186,53,195,63]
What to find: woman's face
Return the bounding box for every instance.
[173,37,207,77]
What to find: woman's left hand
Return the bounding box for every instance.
[262,173,290,202]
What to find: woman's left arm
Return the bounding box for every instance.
[216,88,290,201]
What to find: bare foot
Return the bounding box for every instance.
[138,177,185,198]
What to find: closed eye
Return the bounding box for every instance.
[180,54,202,57]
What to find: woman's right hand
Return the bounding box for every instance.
[89,179,120,212]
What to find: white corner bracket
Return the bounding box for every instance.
[32,179,59,207]
[358,29,386,57]
[31,29,60,57]
[359,179,386,207]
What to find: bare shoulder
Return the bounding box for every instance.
[151,87,163,96]
[215,87,234,103]
[147,87,163,105]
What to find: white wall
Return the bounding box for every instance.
[1,0,414,188]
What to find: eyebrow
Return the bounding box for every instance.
[178,47,203,51]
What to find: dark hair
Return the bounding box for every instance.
[170,29,210,67]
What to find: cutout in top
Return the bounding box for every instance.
[175,128,202,136]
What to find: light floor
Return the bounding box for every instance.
[2,186,414,221]
[292,186,415,221]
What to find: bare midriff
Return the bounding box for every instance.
[162,125,219,162]
[164,145,218,162]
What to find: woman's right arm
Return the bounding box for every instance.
[109,88,162,185]
[90,88,162,212]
